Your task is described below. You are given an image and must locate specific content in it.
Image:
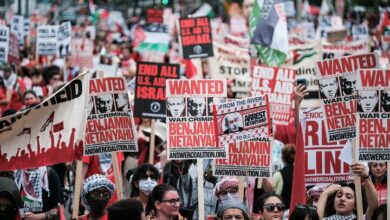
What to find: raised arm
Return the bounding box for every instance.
[316,184,342,219]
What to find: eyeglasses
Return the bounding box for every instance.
[263,203,285,212]
[140,173,157,180]
[295,204,317,211]
[160,198,181,206]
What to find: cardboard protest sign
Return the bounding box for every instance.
[8,33,19,65]
[251,66,296,125]
[283,40,322,108]
[356,69,390,161]
[208,41,251,97]
[322,39,369,60]
[37,25,58,56]
[0,26,9,65]
[303,108,351,184]
[69,38,94,68]
[134,62,180,119]
[146,8,163,23]
[0,73,90,171]
[84,77,138,155]
[57,22,72,58]
[178,16,213,59]
[214,139,272,177]
[10,15,28,46]
[224,34,250,49]
[166,79,227,159]
[213,96,270,146]
[229,16,247,36]
[352,24,369,41]
[315,53,379,142]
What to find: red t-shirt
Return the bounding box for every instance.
[82,152,124,207]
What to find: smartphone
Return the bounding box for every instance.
[295,78,307,88]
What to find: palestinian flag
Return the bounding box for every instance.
[249,0,288,67]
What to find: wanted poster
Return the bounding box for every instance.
[57,22,72,58]
[356,69,390,161]
[85,77,138,155]
[214,139,272,177]
[36,25,58,56]
[251,65,296,125]
[303,108,352,184]
[134,62,179,119]
[0,25,9,65]
[213,96,271,147]
[315,53,379,142]
[166,79,227,159]
[208,41,251,97]
[179,16,213,59]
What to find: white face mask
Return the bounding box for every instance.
[219,192,239,203]
[139,177,157,195]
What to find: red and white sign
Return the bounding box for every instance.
[303,108,351,184]
[214,139,272,177]
[85,77,138,155]
[69,38,93,68]
[322,39,369,60]
[315,53,379,142]
[213,96,271,146]
[356,69,390,161]
[0,73,90,171]
[166,79,227,159]
[251,66,296,125]
[8,32,19,64]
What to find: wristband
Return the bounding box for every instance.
[362,175,370,180]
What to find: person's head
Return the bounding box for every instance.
[340,75,357,96]
[0,177,23,220]
[188,97,206,116]
[369,162,387,182]
[82,174,115,215]
[145,184,180,219]
[324,183,356,217]
[167,97,185,117]
[108,199,145,220]
[289,204,319,220]
[217,200,250,220]
[282,144,296,165]
[306,185,326,207]
[23,90,38,108]
[42,65,61,86]
[381,90,390,112]
[242,0,254,18]
[224,113,242,133]
[358,90,378,112]
[2,65,13,80]
[319,78,339,99]
[372,204,387,220]
[96,94,113,113]
[256,193,284,220]
[131,163,159,197]
[115,93,129,111]
[214,176,240,204]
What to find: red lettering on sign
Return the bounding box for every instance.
[317,53,377,76]
[360,69,390,87]
[168,80,224,95]
[89,77,125,93]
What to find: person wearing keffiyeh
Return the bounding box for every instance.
[316,163,378,220]
[80,174,115,220]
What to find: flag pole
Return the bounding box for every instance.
[148,119,156,164]
[71,160,83,218]
[352,140,363,220]
[197,158,205,220]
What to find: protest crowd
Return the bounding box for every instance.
[0,0,389,220]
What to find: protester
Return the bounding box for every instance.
[289,204,319,220]
[273,144,295,209]
[130,163,160,210]
[21,90,39,110]
[80,174,115,220]
[0,177,23,220]
[216,199,250,220]
[107,198,145,220]
[368,162,387,205]
[214,176,240,206]
[317,163,378,220]
[306,185,326,207]
[255,193,284,220]
[1,64,26,111]
[145,184,182,220]
[15,166,63,220]
[0,76,12,115]
[372,204,387,220]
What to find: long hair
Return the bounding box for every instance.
[130,163,160,197]
[369,162,387,185]
[290,205,319,220]
[324,182,357,217]
[145,184,177,217]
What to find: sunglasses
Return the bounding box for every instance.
[263,203,285,212]
[140,173,157,180]
[295,204,317,211]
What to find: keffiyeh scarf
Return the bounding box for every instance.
[323,214,357,220]
[81,174,115,211]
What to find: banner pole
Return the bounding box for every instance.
[197,158,205,220]
[111,152,124,200]
[72,160,83,218]
[238,176,245,201]
[352,140,363,220]
[148,119,156,164]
